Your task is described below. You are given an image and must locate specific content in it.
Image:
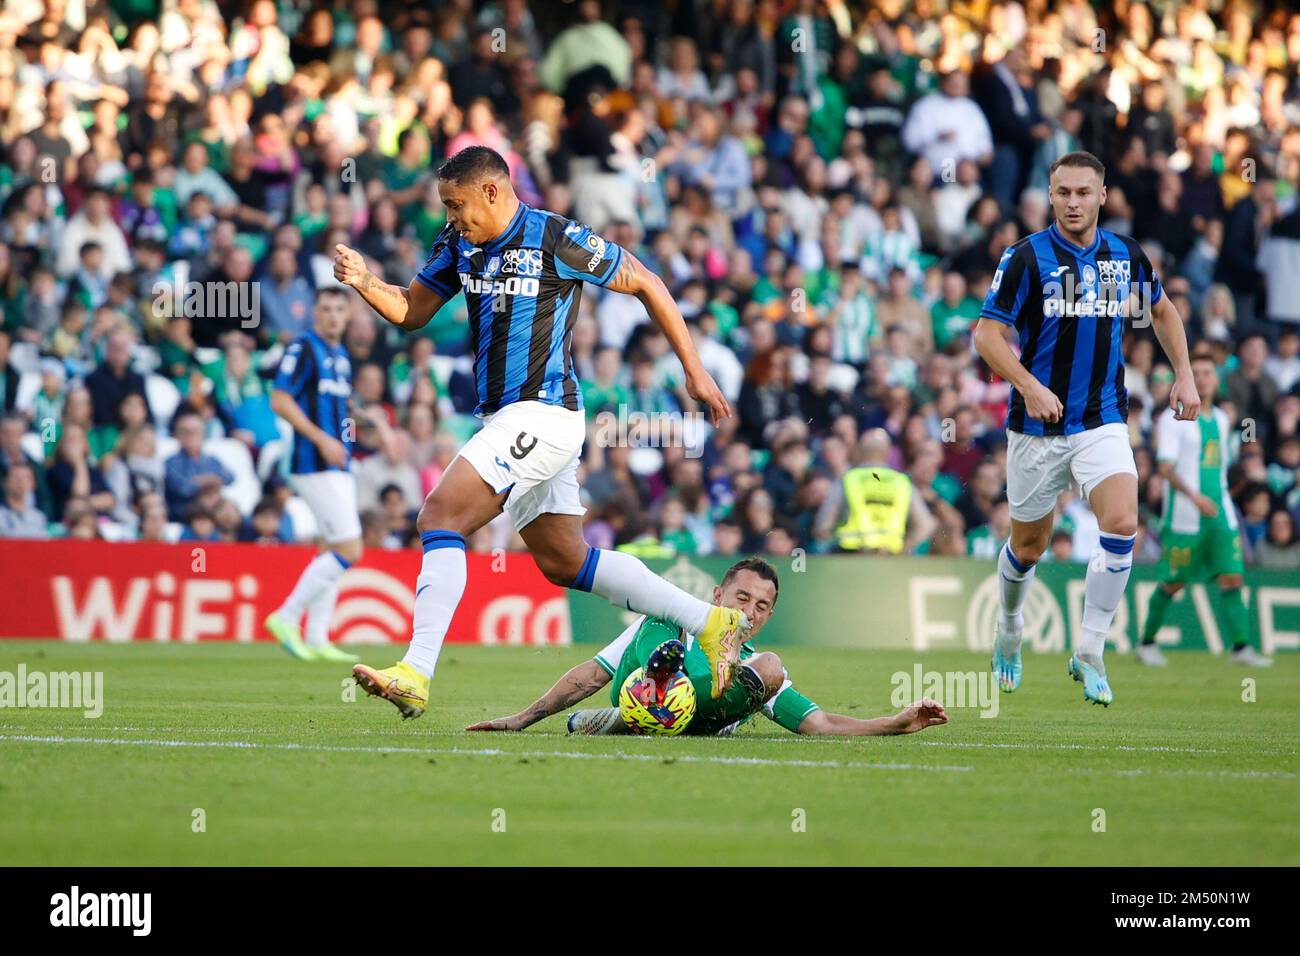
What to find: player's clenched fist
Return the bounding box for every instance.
[1169,374,1201,422]
[333,244,367,287]
[1023,379,1064,424]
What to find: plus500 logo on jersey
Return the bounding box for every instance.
[1042,272,1135,318]
[459,273,540,296]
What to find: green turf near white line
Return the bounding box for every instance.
[0,641,1295,866]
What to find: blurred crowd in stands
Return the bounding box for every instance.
[0,0,1298,571]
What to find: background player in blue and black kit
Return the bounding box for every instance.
[264,287,362,664]
[974,151,1200,707]
[332,146,749,720]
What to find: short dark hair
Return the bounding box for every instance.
[317,286,350,304]
[720,557,780,604]
[438,145,510,185]
[1049,151,1106,182]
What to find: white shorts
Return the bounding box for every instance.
[290,470,362,543]
[456,401,587,532]
[1006,422,1137,522]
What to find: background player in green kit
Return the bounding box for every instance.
[1138,354,1273,668]
[467,558,949,737]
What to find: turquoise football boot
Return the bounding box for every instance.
[991,628,1023,693]
[1068,653,1114,707]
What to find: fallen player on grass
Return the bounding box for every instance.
[467,557,949,737]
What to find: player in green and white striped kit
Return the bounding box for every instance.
[1138,355,1272,667]
[467,558,949,737]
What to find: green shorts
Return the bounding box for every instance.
[1158,521,1245,583]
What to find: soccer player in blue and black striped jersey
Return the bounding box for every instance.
[264,287,362,664]
[974,151,1200,706]
[332,145,749,719]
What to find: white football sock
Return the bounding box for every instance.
[574,548,712,635]
[997,542,1036,650]
[1079,532,1135,661]
[305,582,339,647]
[403,531,468,679]
[279,551,348,622]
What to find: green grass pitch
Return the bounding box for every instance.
[0,641,1296,866]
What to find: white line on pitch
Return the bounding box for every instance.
[1069,767,1297,781]
[0,734,973,773]
[3,725,1295,758]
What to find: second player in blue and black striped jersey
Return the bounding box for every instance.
[975,151,1198,708]
[414,206,624,416]
[273,288,354,474]
[980,220,1163,437]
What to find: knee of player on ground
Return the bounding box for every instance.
[745,652,785,697]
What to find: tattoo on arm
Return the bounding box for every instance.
[519,671,609,727]
[604,253,647,297]
[355,272,413,327]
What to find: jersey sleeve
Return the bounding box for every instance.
[1154,409,1181,464]
[1133,243,1164,306]
[593,616,647,676]
[273,339,309,397]
[763,678,821,733]
[980,243,1034,327]
[414,225,461,299]
[550,217,625,286]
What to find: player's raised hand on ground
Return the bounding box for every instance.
[1023,380,1064,424]
[333,244,367,288]
[1170,375,1201,421]
[466,714,527,732]
[685,367,731,425]
[891,698,949,734]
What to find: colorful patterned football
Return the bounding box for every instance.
[617,666,696,735]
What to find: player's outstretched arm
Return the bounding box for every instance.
[604,251,731,425]
[972,318,1063,424]
[333,244,445,332]
[1149,295,1200,421]
[466,659,612,732]
[796,699,949,736]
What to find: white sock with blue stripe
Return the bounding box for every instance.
[572,548,712,635]
[279,550,349,622]
[997,542,1036,650]
[1079,532,1135,662]
[403,531,468,679]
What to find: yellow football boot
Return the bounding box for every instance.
[352,661,429,719]
[695,606,750,699]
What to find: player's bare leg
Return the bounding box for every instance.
[353,459,506,718]
[521,513,749,697]
[993,512,1052,692]
[1071,473,1138,705]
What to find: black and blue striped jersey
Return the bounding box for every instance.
[273,328,353,473]
[415,203,625,416]
[981,222,1163,436]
